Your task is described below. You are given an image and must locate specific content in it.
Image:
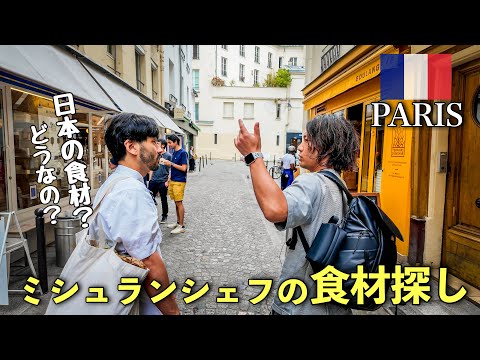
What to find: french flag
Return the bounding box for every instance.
[380,54,451,100]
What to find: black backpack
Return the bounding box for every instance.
[287,170,403,311]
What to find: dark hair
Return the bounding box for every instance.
[306,113,360,172]
[166,133,180,144]
[105,112,159,161]
[158,138,167,148]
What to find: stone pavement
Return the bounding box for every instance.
[2,159,480,315]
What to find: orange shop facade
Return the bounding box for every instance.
[303,44,480,291]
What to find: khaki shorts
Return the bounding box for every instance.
[168,180,186,201]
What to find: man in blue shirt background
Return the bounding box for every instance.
[164,134,188,234]
[148,138,172,223]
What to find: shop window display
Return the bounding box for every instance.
[11,89,91,210]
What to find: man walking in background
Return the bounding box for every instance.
[280,145,297,190]
[164,134,188,234]
[148,138,172,224]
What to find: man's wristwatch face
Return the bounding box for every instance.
[244,152,263,166]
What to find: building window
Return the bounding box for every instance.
[239,64,245,82]
[279,57,283,69]
[239,45,245,57]
[244,103,254,119]
[214,133,218,144]
[276,103,281,118]
[107,45,116,58]
[289,57,298,66]
[135,49,145,92]
[276,135,280,146]
[268,52,272,68]
[195,103,199,121]
[169,60,175,100]
[253,69,259,86]
[151,61,158,100]
[221,45,228,50]
[223,102,234,118]
[254,46,260,63]
[221,57,227,77]
[193,45,200,59]
[193,69,199,91]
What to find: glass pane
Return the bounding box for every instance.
[92,114,106,188]
[360,105,372,192]
[374,116,385,193]
[0,89,7,211]
[475,88,480,125]
[12,89,89,210]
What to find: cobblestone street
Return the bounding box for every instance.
[160,159,285,315]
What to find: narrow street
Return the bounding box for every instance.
[160,159,285,315]
[2,159,480,315]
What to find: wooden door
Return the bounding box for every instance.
[443,62,480,288]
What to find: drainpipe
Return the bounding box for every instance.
[215,45,218,77]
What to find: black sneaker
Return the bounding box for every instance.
[160,215,168,224]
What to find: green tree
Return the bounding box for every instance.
[275,68,292,87]
[263,72,277,87]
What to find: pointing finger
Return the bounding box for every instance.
[253,122,260,138]
[238,119,248,134]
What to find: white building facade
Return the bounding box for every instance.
[163,45,199,149]
[192,45,305,161]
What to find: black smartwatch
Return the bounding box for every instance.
[244,152,263,166]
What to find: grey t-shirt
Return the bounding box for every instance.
[272,169,352,315]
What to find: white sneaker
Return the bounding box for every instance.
[167,222,179,229]
[170,225,186,234]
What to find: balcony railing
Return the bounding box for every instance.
[180,104,186,112]
[169,94,177,104]
[321,45,341,72]
[186,111,191,118]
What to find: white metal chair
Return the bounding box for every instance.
[0,211,38,296]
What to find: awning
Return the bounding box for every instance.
[0,45,117,111]
[141,99,184,134]
[80,59,183,134]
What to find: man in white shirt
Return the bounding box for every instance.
[90,112,180,315]
[280,145,297,190]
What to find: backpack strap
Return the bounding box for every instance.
[320,170,404,241]
[287,226,311,253]
[318,170,353,203]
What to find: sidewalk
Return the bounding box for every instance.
[2,159,480,315]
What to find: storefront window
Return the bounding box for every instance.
[92,115,106,188]
[0,89,7,211]
[373,116,385,193]
[11,89,89,210]
[344,105,362,192]
[360,105,373,192]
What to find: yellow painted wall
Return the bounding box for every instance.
[379,100,414,256]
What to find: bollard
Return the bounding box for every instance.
[210,152,211,161]
[271,167,274,178]
[199,157,201,172]
[34,208,48,294]
[206,155,208,165]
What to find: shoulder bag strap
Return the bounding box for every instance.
[86,176,130,226]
